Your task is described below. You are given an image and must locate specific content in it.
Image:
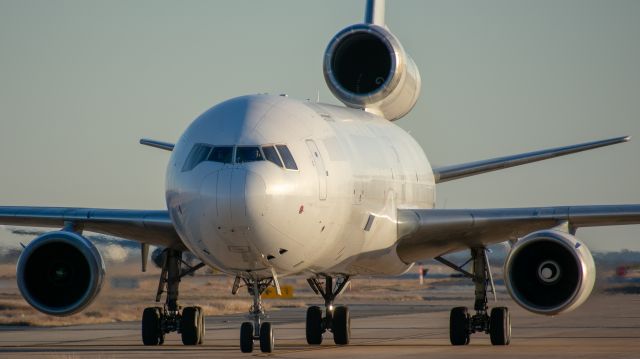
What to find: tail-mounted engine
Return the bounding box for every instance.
[16,231,105,316]
[323,24,421,121]
[504,230,595,315]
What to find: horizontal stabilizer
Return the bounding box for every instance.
[140,138,174,151]
[433,136,630,183]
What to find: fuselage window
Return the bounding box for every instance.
[262,145,283,168]
[276,145,298,170]
[236,146,264,163]
[208,146,233,164]
[182,144,212,172]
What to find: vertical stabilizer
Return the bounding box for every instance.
[365,0,385,26]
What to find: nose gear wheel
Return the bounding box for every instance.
[236,275,276,353]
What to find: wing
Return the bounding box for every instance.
[0,206,183,249]
[433,136,629,183]
[396,205,640,263]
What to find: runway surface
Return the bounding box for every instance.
[1,292,639,358]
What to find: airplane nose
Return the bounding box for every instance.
[200,168,266,230]
[198,168,267,270]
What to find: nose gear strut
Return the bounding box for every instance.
[234,275,275,353]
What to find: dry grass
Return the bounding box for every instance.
[0,261,457,327]
[0,263,306,327]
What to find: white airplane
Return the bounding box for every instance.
[2,0,639,353]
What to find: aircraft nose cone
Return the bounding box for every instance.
[197,168,267,271]
[200,168,266,228]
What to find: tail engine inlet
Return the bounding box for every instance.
[323,24,421,121]
[504,230,595,315]
[16,231,105,316]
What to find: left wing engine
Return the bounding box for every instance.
[504,230,595,315]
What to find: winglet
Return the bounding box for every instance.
[140,138,174,152]
[433,136,631,183]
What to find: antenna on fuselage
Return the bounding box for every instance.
[364,0,385,26]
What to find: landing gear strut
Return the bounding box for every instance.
[237,276,275,353]
[306,275,351,345]
[141,249,206,346]
[437,248,511,346]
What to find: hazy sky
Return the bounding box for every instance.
[1,0,639,252]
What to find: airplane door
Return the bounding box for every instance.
[305,140,327,200]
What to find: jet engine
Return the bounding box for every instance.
[323,24,421,121]
[504,230,595,315]
[16,231,105,316]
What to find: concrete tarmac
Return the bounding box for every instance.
[1,293,639,358]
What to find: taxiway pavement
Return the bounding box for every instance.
[1,292,639,358]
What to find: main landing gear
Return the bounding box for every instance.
[305,275,351,345]
[141,249,206,346]
[234,276,275,353]
[437,248,511,346]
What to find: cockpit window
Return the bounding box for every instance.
[181,144,297,172]
[276,145,298,170]
[182,144,212,172]
[208,146,233,164]
[262,145,283,168]
[235,146,264,163]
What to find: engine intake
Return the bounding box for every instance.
[324,24,421,121]
[16,231,105,316]
[504,230,595,315]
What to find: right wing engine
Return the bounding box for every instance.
[17,231,105,316]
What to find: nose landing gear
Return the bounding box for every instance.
[305,275,351,345]
[235,276,275,353]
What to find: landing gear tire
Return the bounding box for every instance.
[181,306,201,345]
[240,322,254,353]
[306,306,323,345]
[450,306,470,346]
[142,307,164,346]
[489,307,511,345]
[196,306,205,345]
[332,306,350,345]
[259,322,275,353]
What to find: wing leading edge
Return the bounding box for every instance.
[0,206,183,249]
[396,205,640,263]
[433,136,630,183]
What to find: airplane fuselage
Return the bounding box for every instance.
[166,94,435,278]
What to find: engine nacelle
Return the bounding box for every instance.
[323,24,421,121]
[16,231,105,316]
[504,230,595,315]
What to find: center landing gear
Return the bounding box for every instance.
[141,249,206,346]
[437,248,511,346]
[236,276,275,353]
[306,275,351,345]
